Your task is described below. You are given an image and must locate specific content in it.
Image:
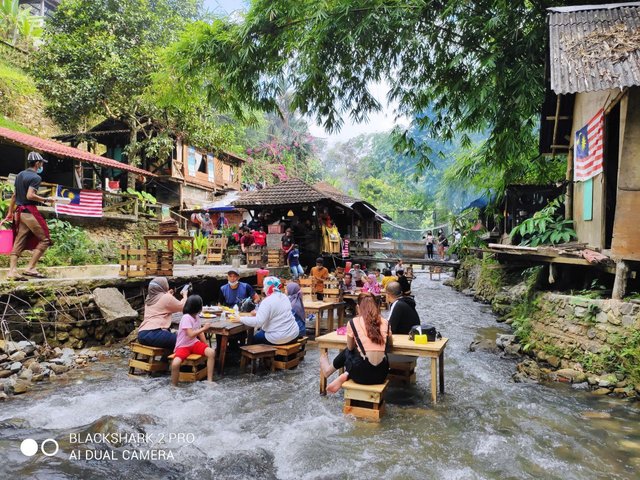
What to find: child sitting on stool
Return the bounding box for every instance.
[171,295,215,386]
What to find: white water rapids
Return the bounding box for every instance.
[1,273,639,479]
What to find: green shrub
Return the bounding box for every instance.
[42,219,109,266]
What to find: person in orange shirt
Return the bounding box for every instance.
[310,257,329,300]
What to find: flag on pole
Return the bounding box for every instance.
[54,186,103,218]
[574,108,604,182]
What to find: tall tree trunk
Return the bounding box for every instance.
[127,118,139,191]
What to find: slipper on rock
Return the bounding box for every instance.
[22,271,46,278]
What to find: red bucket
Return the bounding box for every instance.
[0,229,14,255]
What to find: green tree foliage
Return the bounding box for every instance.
[510,196,577,247]
[0,0,43,48]
[32,0,201,130]
[169,0,600,172]
[324,129,440,239]
[31,0,214,178]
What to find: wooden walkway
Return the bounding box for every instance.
[347,238,460,269]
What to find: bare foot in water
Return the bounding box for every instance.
[320,353,336,378]
[327,372,349,394]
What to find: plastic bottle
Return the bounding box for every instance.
[221,310,227,321]
[233,304,240,318]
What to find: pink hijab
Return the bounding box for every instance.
[362,274,381,294]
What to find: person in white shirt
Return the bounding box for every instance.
[240,276,299,345]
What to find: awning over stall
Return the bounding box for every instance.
[0,127,156,177]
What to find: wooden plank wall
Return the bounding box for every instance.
[611,87,640,261]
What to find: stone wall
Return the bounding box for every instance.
[531,294,640,356]
[1,272,256,349]
[451,258,640,396]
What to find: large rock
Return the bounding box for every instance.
[93,288,138,323]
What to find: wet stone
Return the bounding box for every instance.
[9,351,26,362]
[9,362,21,373]
[12,380,30,394]
[593,388,612,395]
[0,370,12,379]
[581,411,611,419]
[556,369,587,383]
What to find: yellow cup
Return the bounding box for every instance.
[414,334,428,344]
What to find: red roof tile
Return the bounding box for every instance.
[0,127,155,177]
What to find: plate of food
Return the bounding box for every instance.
[203,306,222,314]
[200,312,217,319]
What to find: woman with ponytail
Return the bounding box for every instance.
[320,293,391,393]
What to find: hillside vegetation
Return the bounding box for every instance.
[0,46,57,136]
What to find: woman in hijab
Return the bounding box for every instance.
[287,282,306,337]
[137,277,188,350]
[240,277,299,345]
[362,273,381,295]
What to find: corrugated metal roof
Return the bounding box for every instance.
[548,2,640,94]
[0,127,156,177]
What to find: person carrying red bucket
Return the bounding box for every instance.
[2,152,56,280]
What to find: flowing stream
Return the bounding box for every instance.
[1,273,639,479]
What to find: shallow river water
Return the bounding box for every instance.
[1,273,639,480]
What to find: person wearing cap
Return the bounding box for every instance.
[219,268,259,308]
[310,257,329,300]
[4,152,56,280]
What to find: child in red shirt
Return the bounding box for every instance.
[171,295,215,386]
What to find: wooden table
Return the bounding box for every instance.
[143,235,195,265]
[203,318,254,377]
[303,300,345,337]
[316,332,449,404]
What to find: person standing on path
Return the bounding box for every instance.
[425,230,435,259]
[4,152,56,280]
[437,229,449,260]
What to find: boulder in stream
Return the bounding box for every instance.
[93,288,138,323]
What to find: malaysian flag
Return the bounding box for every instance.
[574,108,604,182]
[54,186,103,218]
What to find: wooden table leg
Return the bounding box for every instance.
[338,305,344,327]
[430,356,438,404]
[314,310,320,338]
[217,335,228,377]
[320,346,328,395]
[328,308,334,332]
[439,351,445,394]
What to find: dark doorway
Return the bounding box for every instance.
[604,102,620,249]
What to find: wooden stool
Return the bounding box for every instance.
[297,337,309,361]
[342,380,389,422]
[240,344,277,373]
[168,353,207,382]
[388,359,417,385]
[128,343,169,376]
[273,341,305,370]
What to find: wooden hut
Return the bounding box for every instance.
[539,2,640,298]
[232,178,385,267]
[55,119,245,213]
